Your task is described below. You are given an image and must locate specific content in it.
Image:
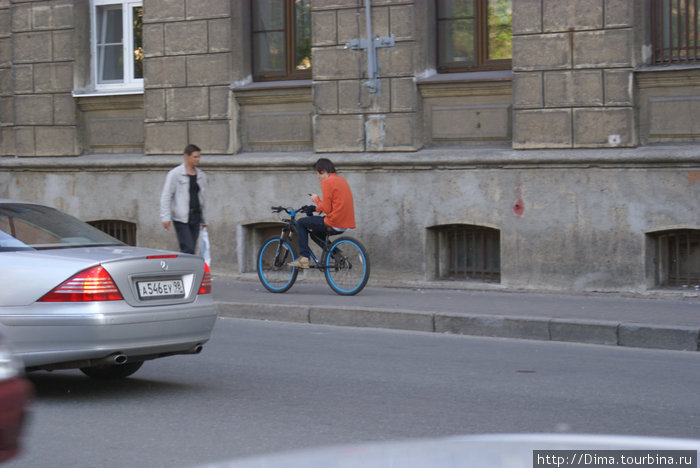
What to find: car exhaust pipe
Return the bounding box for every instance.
[187,344,204,354]
[107,353,128,365]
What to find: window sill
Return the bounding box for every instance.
[416,69,512,85]
[231,79,312,106]
[230,79,312,92]
[635,65,700,89]
[72,88,144,98]
[636,63,700,72]
[73,93,144,112]
[417,70,513,99]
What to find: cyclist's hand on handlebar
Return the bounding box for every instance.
[300,205,316,216]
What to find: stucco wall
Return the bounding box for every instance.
[2,146,698,295]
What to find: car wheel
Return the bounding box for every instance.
[79,361,144,379]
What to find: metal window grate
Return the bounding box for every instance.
[438,225,500,282]
[654,229,700,288]
[88,219,136,246]
[651,0,699,64]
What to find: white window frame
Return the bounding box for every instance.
[90,0,143,92]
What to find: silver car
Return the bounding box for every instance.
[0,200,217,379]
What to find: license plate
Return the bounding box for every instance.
[137,279,185,299]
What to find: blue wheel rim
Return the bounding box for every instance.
[325,239,367,294]
[259,239,295,291]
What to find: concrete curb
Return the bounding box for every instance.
[216,302,700,352]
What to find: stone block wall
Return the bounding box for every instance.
[637,68,700,144]
[3,0,78,156]
[418,75,513,146]
[143,0,233,155]
[311,0,420,152]
[0,1,12,156]
[76,94,145,153]
[512,0,637,149]
[234,82,314,152]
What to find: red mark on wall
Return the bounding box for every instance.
[513,197,524,216]
[513,183,524,216]
[688,170,700,184]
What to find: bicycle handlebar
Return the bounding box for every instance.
[270,205,316,216]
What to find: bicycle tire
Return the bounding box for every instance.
[257,236,299,293]
[323,236,370,296]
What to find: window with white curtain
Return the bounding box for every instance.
[91,0,143,91]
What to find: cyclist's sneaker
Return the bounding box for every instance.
[289,256,310,269]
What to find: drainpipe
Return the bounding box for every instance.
[345,1,395,96]
[364,0,379,94]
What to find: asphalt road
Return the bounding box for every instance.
[8,318,700,468]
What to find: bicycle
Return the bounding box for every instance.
[256,205,370,296]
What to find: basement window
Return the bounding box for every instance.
[650,229,700,289]
[433,224,500,282]
[242,222,289,272]
[88,219,137,246]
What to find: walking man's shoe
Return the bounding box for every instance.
[289,256,310,269]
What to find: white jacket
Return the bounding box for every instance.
[160,163,207,224]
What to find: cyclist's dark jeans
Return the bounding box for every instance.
[295,216,331,258]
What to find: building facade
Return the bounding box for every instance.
[1,0,699,295]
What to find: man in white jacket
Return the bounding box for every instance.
[160,144,207,254]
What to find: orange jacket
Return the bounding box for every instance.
[314,173,356,229]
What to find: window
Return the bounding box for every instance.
[650,0,700,65]
[91,0,143,91]
[242,222,288,272]
[433,224,500,282]
[0,205,123,249]
[650,229,700,289]
[252,0,312,81]
[87,220,137,246]
[437,0,512,73]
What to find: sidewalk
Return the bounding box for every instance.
[213,277,700,352]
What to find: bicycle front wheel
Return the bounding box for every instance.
[323,237,370,296]
[257,236,299,293]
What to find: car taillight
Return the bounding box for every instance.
[39,266,123,302]
[198,263,212,294]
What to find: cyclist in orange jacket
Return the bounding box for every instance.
[290,158,355,269]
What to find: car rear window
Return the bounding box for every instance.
[0,204,124,250]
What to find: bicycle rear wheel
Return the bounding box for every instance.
[323,237,370,296]
[257,236,299,293]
